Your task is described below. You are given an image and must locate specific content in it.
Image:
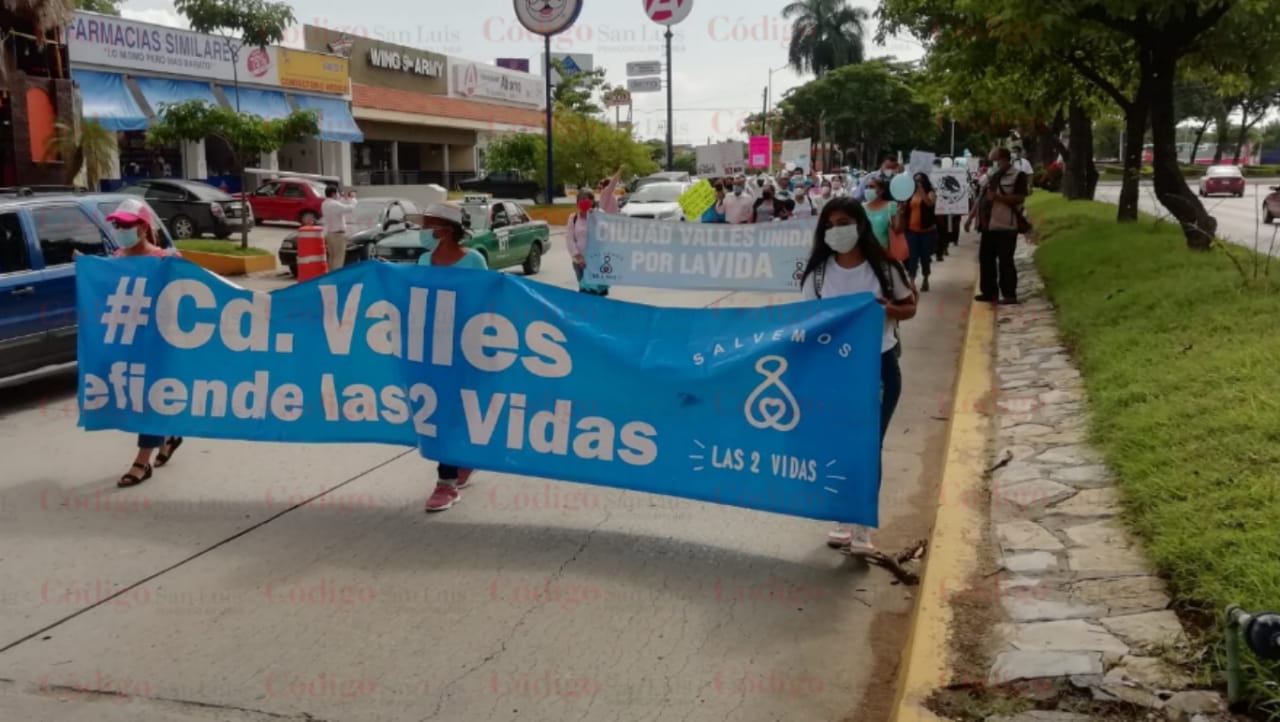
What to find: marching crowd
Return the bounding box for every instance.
[102,146,1033,553]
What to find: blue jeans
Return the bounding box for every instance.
[880,348,902,443]
[904,230,936,282]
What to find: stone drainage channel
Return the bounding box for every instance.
[978,246,1228,722]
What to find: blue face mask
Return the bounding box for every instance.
[419,228,442,252]
[116,227,141,249]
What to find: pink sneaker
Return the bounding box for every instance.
[424,483,459,512]
[455,468,475,489]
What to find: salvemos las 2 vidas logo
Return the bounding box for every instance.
[75,258,886,525]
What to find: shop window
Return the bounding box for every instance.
[0,213,31,274]
[31,205,107,264]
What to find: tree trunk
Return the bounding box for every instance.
[1146,49,1215,249]
[1213,106,1230,163]
[1062,98,1095,201]
[1188,118,1209,166]
[1233,112,1254,164]
[1118,92,1148,222]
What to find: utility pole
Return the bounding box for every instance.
[664,28,674,170]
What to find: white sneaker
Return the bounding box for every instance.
[848,524,876,553]
[827,526,851,548]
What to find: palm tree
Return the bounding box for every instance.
[46,119,116,190]
[782,0,868,78]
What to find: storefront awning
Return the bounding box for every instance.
[133,77,219,117]
[71,70,148,131]
[220,86,292,120]
[291,94,364,143]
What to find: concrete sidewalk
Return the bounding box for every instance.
[0,234,976,721]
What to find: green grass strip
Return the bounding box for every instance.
[1031,194,1280,718]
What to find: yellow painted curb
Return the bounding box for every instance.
[180,249,277,276]
[890,293,995,722]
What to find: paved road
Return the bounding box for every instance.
[1094,181,1280,255]
[0,226,978,721]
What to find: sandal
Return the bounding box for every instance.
[118,462,153,488]
[155,437,184,467]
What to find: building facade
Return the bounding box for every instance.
[66,11,358,191]
[1,7,77,188]
[303,26,544,197]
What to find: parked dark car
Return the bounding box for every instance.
[120,178,252,239]
[457,170,542,202]
[0,188,171,383]
[278,197,422,276]
[1264,186,1280,224]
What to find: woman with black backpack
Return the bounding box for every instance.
[800,196,917,553]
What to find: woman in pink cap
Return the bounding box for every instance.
[104,198,185,487]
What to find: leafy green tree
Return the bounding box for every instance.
[780,60,933,168]
[146,100,318,247]
[481,133,541,176]
[172,0,295,110]
[74,0,122,15]
[550,59,609,115]
[783,0,867,77]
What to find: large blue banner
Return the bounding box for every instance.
[584,213,817,292]
[76,257,885,525]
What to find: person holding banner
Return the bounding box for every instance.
[798,197,916,552]
[418,203,486,511]
[100,199,185,488]
[567,189,610,296]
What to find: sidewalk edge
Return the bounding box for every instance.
[890,292,994,722]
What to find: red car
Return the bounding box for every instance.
[1199,165,1246,198]
[242,177,328,225]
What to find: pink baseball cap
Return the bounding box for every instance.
[104,197,155,228]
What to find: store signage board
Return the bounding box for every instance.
[627,77,662,93]
[626,61,662,77]
[513,0,585,35]
[544,52,594,84]
[452,61,544,107]
[368,47,445,77]
[67,11,279,84]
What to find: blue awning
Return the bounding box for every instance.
[72,70,148,131]
[133,77,219,117]
[291,94,363,143]
[220,86,291,120]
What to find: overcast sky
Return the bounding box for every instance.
[118,0,925,145]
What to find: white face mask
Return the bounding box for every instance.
[824,224,860,253]
[116,227,141,249]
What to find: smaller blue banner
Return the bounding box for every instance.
[584,214,817,292]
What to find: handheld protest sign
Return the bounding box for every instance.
[890,173,915,202]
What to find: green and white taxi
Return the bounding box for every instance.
[373,195,548,274]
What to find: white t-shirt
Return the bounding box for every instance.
[321,198,355,235]
[801,257,913,353]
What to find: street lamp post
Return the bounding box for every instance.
[766,64,789,168]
